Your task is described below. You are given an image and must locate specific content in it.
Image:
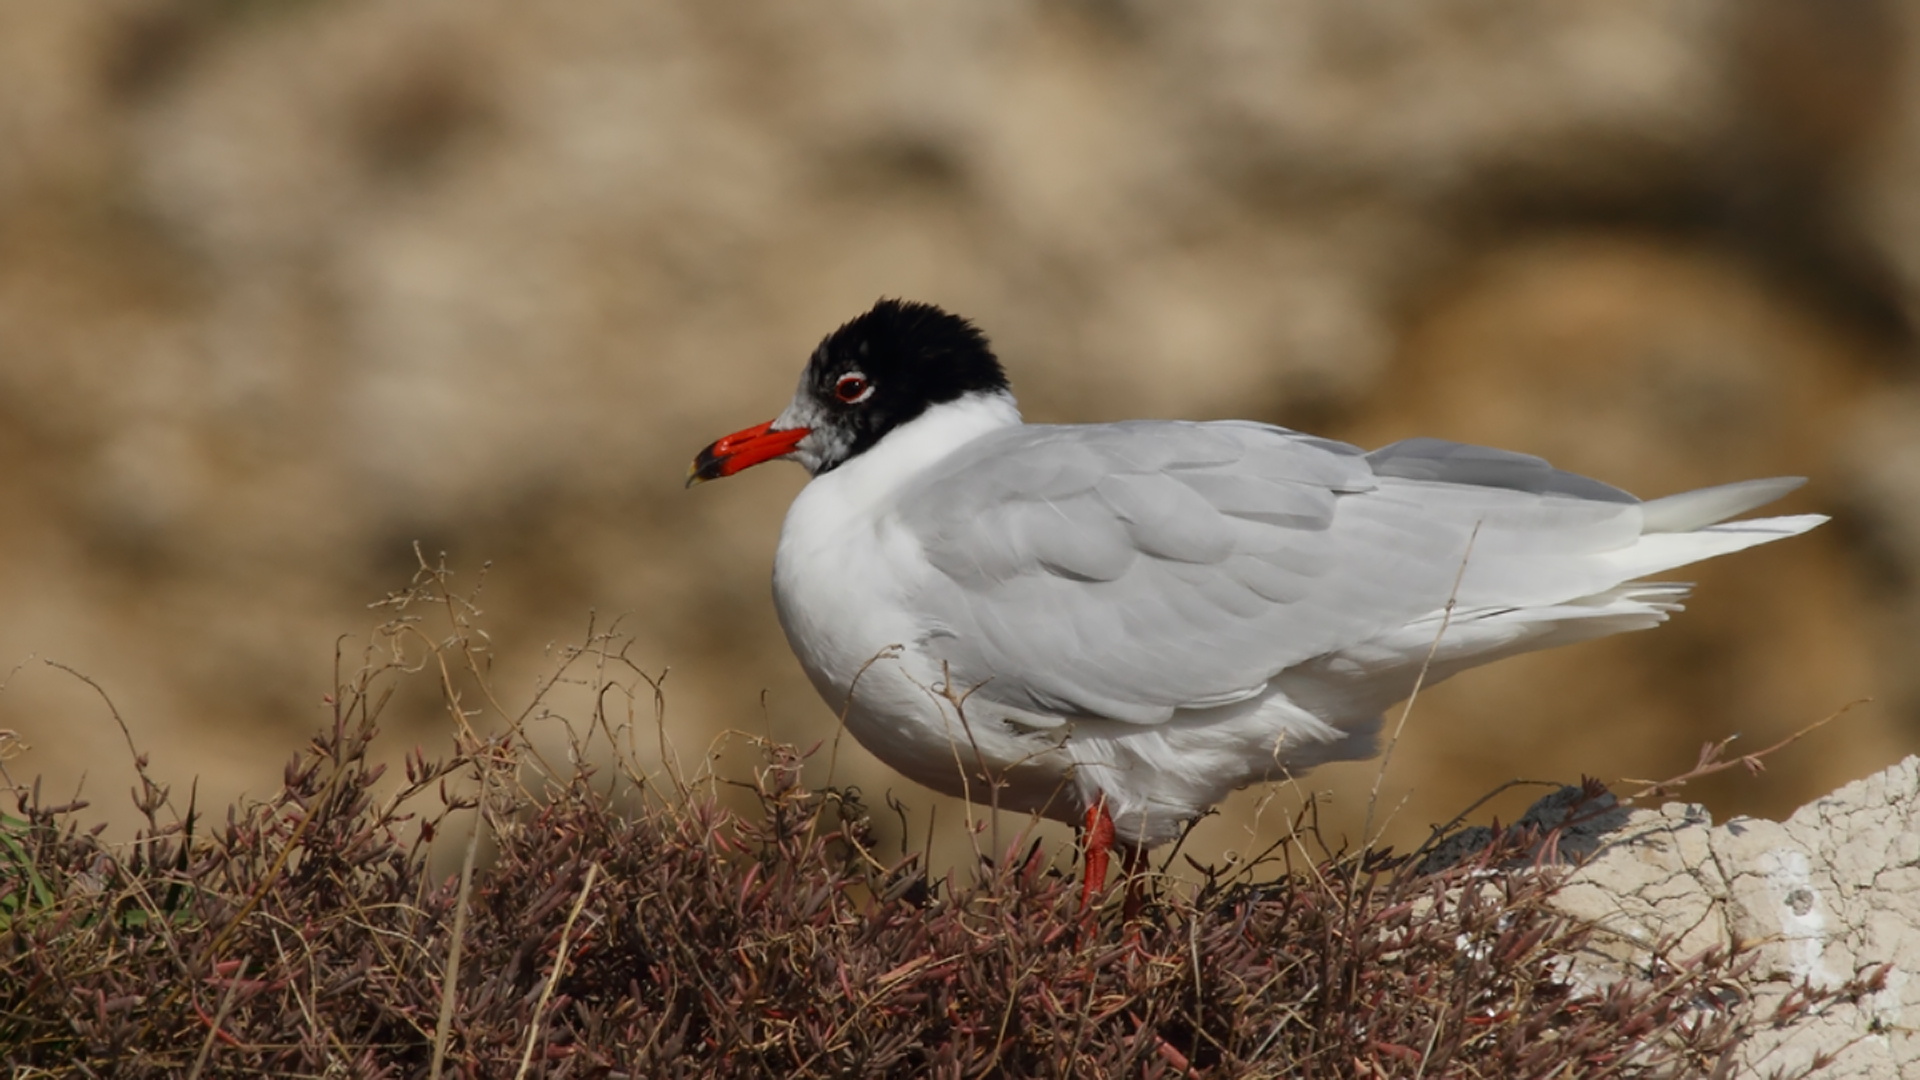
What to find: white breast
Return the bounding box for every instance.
[771,393,1042,796]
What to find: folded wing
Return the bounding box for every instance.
[897,422,1820,726]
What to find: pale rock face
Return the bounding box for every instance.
[1552,757,1920,1079]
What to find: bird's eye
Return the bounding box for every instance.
[835,373,873,404]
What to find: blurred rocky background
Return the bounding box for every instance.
[2,0,1917,867]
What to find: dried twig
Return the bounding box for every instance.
[1620,699,1868,802]
[514,861,600,1080]
[430,754,491,1080]
[1364,521,1481,846]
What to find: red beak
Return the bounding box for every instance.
[687,420,810,486]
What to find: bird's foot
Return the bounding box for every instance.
[1080,799,1151,922]
[1079,799,1116,916]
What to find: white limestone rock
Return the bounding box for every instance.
[1552,757,1920,1078]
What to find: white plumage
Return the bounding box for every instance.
[765,392,1821,846]
[690,300,1826,857]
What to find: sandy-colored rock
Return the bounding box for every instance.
[1554,757,1920,1078]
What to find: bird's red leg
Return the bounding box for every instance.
[1079,798,1116,914]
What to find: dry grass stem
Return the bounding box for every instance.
[1364,521,1482,846]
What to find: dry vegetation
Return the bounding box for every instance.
[0,562,1871,1078]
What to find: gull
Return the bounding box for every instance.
[688,299,1826,910]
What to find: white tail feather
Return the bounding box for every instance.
[1606,513,1827,580]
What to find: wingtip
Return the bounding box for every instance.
[1640,477,1813,533]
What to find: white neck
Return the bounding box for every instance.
[805,390,1021,515]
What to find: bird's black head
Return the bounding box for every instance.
[687,299,1012,485]
[788,299,1011,473]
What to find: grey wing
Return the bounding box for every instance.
[896,423,1654,726]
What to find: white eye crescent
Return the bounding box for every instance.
[834,372,874,404]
